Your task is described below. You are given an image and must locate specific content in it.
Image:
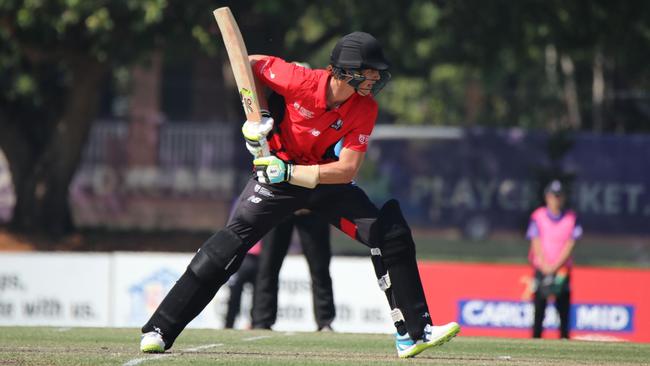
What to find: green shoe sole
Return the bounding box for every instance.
[141,344,165,353]
[399,323,460,358]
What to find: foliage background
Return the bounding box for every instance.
[1,0,649,236]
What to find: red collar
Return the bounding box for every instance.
[314,71,330,110]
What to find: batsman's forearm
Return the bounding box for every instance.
[318,148,364,184]
[288,160,355,188]
[318,160,359,184]
[289,164,319,188]
[287,161,355,187]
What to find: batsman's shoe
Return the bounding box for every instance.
[395,322,460,358]
[140,331,166,353]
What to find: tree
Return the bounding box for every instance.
[428,0,650,131]
[2,0,649,237]
[0,0,215,236]
[0,0,330,236]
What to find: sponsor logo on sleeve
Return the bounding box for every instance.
[358,134,369,145]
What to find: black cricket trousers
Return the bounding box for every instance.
[143,177,430,347]
[251,212,335,330]
[223,253,259,328]
[226,178,429,339]
[532,270,571,339]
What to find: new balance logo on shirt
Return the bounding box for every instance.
[330,119,343,130]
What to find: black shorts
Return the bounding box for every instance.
[225,178,379,252]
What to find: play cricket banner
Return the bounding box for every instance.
[357,129,650,236]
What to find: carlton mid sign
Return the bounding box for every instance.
[419,262,649,342]
[459,300,634,332]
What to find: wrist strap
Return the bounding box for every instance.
[288,165,319,188]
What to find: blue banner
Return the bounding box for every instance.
[458,299,634,332]
[357,129,650,235]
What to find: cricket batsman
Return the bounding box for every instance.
[140,31,459,358]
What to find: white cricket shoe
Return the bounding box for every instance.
[395,322,460,358]
[140,331,166,353]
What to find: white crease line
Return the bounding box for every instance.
[242,335,273,342]
[122,343,223,366]
[181,343,223,352]
[122,354,173,366]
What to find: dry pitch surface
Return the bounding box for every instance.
[0,327,649,365]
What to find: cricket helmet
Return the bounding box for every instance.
[330,31,390,71]
[330,32,391,96]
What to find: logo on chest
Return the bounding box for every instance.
[293,102,315,119]
[330,119,343,131]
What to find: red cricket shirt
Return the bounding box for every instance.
[252,56,378,165]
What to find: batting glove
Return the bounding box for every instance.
[242,110,274,158]
[254,155,292,184]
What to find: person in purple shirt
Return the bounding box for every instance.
[526,180,582,339]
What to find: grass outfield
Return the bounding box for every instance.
[1,327,649,365]
[330,230,650,268]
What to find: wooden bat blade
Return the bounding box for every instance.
[213,7,262,123]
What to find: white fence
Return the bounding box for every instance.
[0,253,393,333]
[83,121,235,168]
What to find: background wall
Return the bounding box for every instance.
[1,253,648,342]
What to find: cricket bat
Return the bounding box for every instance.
[213,7,262,123]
